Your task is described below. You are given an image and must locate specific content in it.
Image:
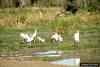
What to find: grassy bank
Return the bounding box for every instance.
[0,7,100,32]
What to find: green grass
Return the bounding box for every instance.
[0,7,100,62]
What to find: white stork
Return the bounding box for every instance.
[37,36,45,43]
[20,32,34,43]
[58,34,63,43]
[31,29,37,42]
[20,29,37,43]
[51,33,59,42]
[74,30,80,44]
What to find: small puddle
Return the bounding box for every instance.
[34,50,63,57]
[51,58,80,66]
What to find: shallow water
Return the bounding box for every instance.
[51,58,80,66]
[34,50,63,57]
[38,54,61,57]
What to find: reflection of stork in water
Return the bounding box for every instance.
[75,58,80,66]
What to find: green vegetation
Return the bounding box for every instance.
[0,7,100,62]
[65,0,100,12]
[0,0,100,12]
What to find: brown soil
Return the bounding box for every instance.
[0,60,67,67]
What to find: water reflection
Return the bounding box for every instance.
[51,58,80,66]
[34,50,63,57]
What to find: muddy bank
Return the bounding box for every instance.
[0,60,67,67]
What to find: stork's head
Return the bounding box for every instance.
[77,30,79,33]
[35,29,37,33]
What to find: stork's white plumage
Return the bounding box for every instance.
[51,33,63,43]
[37,37,45,43]
[20,32,27,41]
[20,32,34,43]
[51,33,59,42]
[58,34,63,43]
[74,30,80,43]
[20,32,25,39]
[31,29,37,38]
[25,33,34,42]
[20,29,37,43]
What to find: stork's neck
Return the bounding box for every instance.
[58,34,60,37]
[35,30,37,33]
[77,30,79,34]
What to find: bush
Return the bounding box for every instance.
[64,0,100,13]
